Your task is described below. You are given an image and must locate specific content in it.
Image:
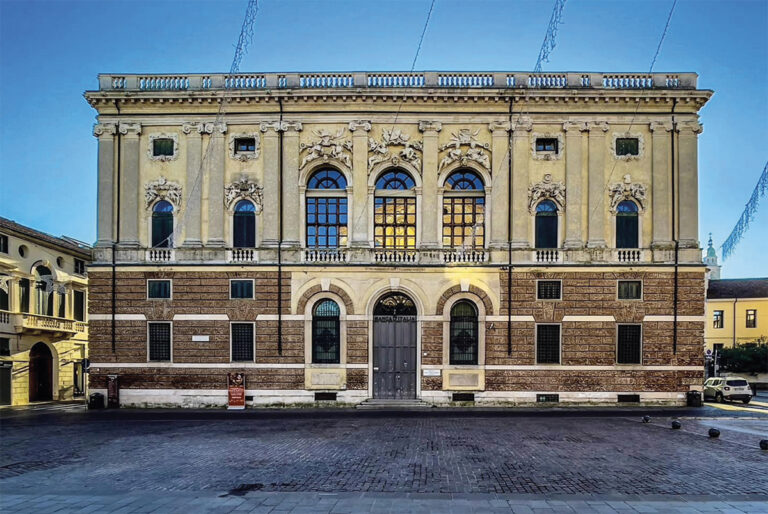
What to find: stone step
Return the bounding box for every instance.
[356,399,434,410]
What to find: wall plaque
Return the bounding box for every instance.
[423,369,441,377]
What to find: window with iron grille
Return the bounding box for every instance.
[442,170,485,249]
[0,235,8,254]
[450,301,478,365]
[617,324,641,364]
[230,280,253,299]
[616,138,639,156]
[73,290,85,322]
[537,280,561,300]
[713,310,724,329]
[312,300,340,364]
[746,309,757,328]
[618,280,642,300]
[74,258,86,275]
[535,138,558,153]
[231,323,254,362]
[536,325,560,364]
[148,322,171,361]
[374,170,417,249]
[147,280,171,299]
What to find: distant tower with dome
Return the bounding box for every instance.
[704,233,721,280]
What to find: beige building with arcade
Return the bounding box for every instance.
[84,71,710,407]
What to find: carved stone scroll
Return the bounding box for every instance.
[145,177,182,208]
[300,128,353,169]
[224,177,263,211]
[367,128,423,172]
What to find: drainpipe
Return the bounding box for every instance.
[507,95,514,356]
[112,100,121,354]
[732,297,737,348]
[277,97,284,355]
[671,98,679,355]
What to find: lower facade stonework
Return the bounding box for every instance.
[87,266,705,407]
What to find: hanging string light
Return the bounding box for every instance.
[533,0,568,73]
[721,161,768,260]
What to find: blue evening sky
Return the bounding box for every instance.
[1,0,766,278]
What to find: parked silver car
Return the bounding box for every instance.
[703,376,752,404]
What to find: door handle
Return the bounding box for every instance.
[373,367,379,371]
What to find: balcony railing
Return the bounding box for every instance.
[442,249,487,264]
[228,248,258,263]
[615,249,645,263]
[0,310,10,324]
[97,71,698,91]
[374,249,419,264]
[21,313,75,333]
[75,322,88,333]
[304,249,348,263]
[533,249,562,264]
[146,248,174,263]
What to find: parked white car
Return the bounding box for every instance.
[703,377,752,404]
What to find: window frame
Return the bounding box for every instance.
[616,323,643,365]
[147,279,173,300]
[534,200,560,249]
[617,280,643,301]
[615,137,640,157]
[535,137,559,153]
[234,137,257,155]
[536,279,562,301]
[746,309,757,329]
[230,321,255,362]
[232,199,257,249]
[311,299,341,364]
[449,300,479,365]
[713,310,724,329]
[615,200,640,249]
[74,258,86,276]
[147,321,172,362]
[441,169,486,250]
[229,279,254,300]
[535,323,561,365]
[373,169,418,250]
[0,234,8,254]
[151,200,175,248]
[152,137,175,158]
[73,289,85,322]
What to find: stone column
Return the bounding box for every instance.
[650,121,674,248]
[586,121,609,248]
[118,122,141,247]
[93,123,117,247]
[204,122,227,247]
[563,121,587,248]
[418,121,442,249]
[281,121,303,248]
[489,121,510,249]
[181,122,204,247]
[259,122,281,247]
[510,118,533,248]
[349,120,372,248]
[677,121,703,249]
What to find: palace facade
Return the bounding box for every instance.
[84,71,711,407]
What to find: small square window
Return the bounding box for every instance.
[234,137,256,153]
[616,138,639,156]
[74,259,86,275]
[535,138,558,153]
[713,310,724,329]
[230,279,254,299]
[0,235,8,254]
[148,280,172,299]
[746,309,756,328]
[152,138,175,157]
[618,280,642,300]
[537,280,561,300]
[617,324,642,364]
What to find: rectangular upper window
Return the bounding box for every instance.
[746,309,757,328]
[152,138,175,157]
[147,280,172,299]
[148,322,171,362]
[535,138,558,153]
[73,290,85,322]
[74,259,86,275]
[616,138,639,156]
[230,279,254,299]
[231,323,254,362]
[536,324,560,364]
[537,280,562,300]
[0,338,9,356]
[617,324,642,364]
[618,280,642,300]
[713,310,724,329]
[0,234,8,254]
[234,137,256,153]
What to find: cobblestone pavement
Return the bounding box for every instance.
[1,408,767,512]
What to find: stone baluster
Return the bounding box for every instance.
[118,122,141,247]
[349,120,372,248]
[418,121,442,249]
[510,118,533,248]
[488,121,510,249]
[586,121,609,248]
[181,122,204,247]
[93,123,117,247]
[563,121,588,248]
[204,122,227,247]
[650,121,674,249]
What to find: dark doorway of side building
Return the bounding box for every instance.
[373,293,417,399]
[29,342,53,402]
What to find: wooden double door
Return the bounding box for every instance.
[372,293,418,400]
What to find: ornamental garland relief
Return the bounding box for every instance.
[438,129,491,172]
[147,133,179,162]
[300,129,352,170]
[609,174,647,212]
[145,176,182,208]
[367,128,423,172]
[228,132,260,161]
[528,174,566,214]
[224,177,263,211]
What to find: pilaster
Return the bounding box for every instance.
[586,121,608,248]
[677,121,703,249]
[510,118,532,248]
[259,122,281,247]
[488,121,510,249]
[563,121,587,249]
[349,120,372,248]
[650,121,674,248]
[93,123,117,247]
[418,120,442,249]
[118,122,141,248]
[204,122,227,247]
[281,121,303,248]
[181,122,204,247]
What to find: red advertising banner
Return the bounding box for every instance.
[227,372,246,409]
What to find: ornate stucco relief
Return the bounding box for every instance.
[300,129,353,169]
[224,177,263,211]
[348,120,372,132]
[531,133,564,161]
[437,129,491,172]
[228,132,261,161]
[611,132,645,161]
[608,174,647,213]
[528,173,566,213]
[145,177,182,208]
[147,133,179,162]
[368,128,423,172]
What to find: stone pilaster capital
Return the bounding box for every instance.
[563,121,588,133]
[677,121,703,135]
[488,120,511,134]
[511,118,533,135]
[203,122,227,135]
[182,122,205,135]
[93,123,117,138]
[282,121,303,133]
[118,122,141,137]
[260,121,280,134]
[587,121,609,134]
[259,121,302,133]
[418,120,442,133]
[348,120,372,132]
[649,121,674,133]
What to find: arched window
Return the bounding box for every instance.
[443,170,485,248]
[233,200,256,248]
[34,265,54,317]
[306,168,348,248]
[616,200,639,249]
[151,200,174,248]
[312,299,340,364]
[450,301,478,365]
[374,170,416,249]
[535,200,558,249]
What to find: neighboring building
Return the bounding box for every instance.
[703,234,721,280]
[84,71,710,407]
[705,278,768,352]
[0,217,91,406]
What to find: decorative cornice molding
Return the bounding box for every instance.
[649,121,673,133]
[531,133,564,161]
[348,120,372,132]
[118,122,141,136]
[181,122,205,135]
[228,132,261,161]
[438,129,491,172]
[418,120,443,133]
[528,173,565,214]
[145,176,182,208]
[562,121,588,133]
[224,177,263,211]
[609,174,647,213]
[488,120,511,133]
[93,123,117,137]
[300,128,353,170]
[677,121,703,135]
[147,133,179,162]
[611,132,645,161]
[368,128,423,172]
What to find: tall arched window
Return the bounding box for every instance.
[443,170,485,248]
[306,168,348,248]
[450,301,478,365]
[535,200,558,249]
[374,169,416,249]
[233,200,256,248]
[312,299,340,364]
[151,200,174,248]
[34,265,54,317]
[616,200,639,249]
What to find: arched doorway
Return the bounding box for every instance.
[29,342,53,402]
[373,293,417,399]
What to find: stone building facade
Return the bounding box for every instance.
[85,71,711,407]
